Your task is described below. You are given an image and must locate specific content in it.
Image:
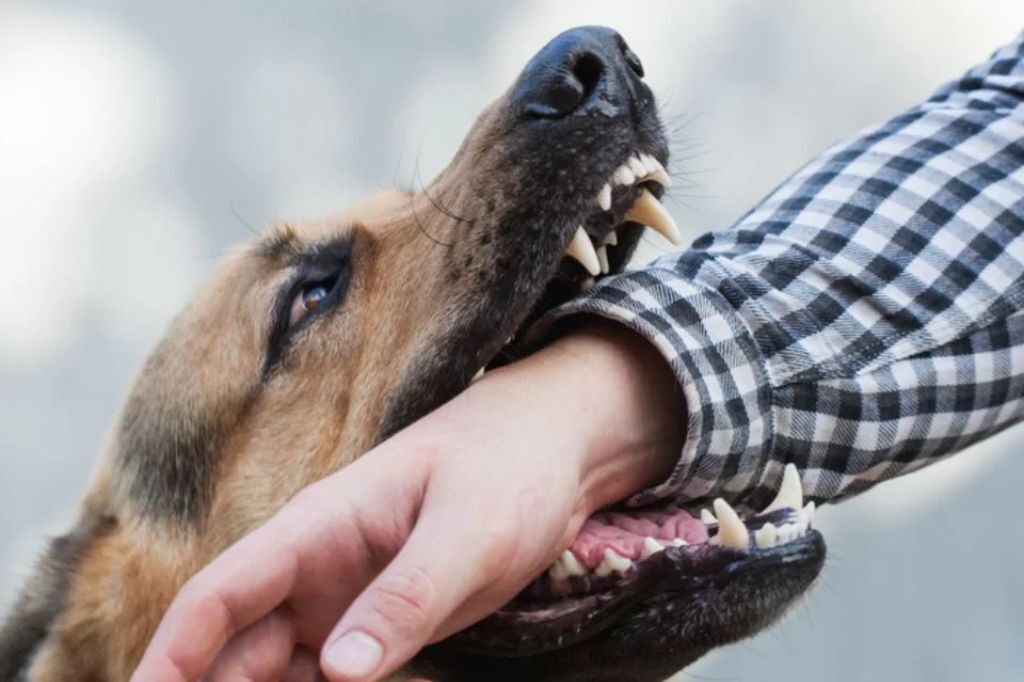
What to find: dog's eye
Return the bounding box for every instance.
[288,278,336,327]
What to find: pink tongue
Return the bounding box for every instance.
[569,509,709,569]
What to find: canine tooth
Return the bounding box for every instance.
[764,463,803,513]
[613,164,635,186]
[755,522,777,549]
[671,538,688,547]
[700,508,717,525]
[471,368,485,383]
[642,537,665,558]
[595,549,632,577]
[795,518,809,536]
[597,184,612,211]
[566,226,600,276]
[628,156,646,178]
[625,189,682,245]
[561,550,586,577]
[603,230,618,246]
[596,246,610,274]
[712,498,750,550]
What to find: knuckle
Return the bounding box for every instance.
[366,566,440,636]
[177,575,241,640]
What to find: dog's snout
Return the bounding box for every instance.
[511,26,643,119]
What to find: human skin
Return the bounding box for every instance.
[131,322,685,682]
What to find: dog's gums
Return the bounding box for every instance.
[0,26,825,682]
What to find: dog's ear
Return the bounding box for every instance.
[0,511,114,679]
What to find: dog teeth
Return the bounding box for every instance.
[700,508,717,525]
[597,183,612,211]
[711,498,750,550]
[755,500,817,550]
[566,226,600,275]
[670,538,687,547]
[595,549,633,577]
[561,549,587,576]
[471,368,485,383]
[628,155,646,178]
[642,537,665,558]
[639,153,672,187]
[548,549,587,581]
[625,189,682,245]
[609,154,671,189]
[802,501,816,526]
[763,463,803,513]
[602,230,618,246]
[776,523,797,544]
[754,522,777,549]
[596,246,610,274]
[613,165,635,186]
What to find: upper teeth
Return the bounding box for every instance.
[625,189,682,245]
[564,153,679,275]
[596,245,610,274]
[566,226,601,276]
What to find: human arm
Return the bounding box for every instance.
[528,31,1024,513]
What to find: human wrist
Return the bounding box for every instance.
[508,320,685,515]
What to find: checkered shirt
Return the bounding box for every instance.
[537,31,1024,513]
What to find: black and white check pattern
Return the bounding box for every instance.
[538,31,1024,513]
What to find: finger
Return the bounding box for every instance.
[206,609,296,682]
[318,505,508,682]
[130,516,302,682]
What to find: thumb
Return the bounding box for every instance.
[318,508,512,681]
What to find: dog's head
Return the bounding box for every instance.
[108,26,824,681]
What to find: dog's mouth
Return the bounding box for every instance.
[482,151,677,374]
[404,26,826,681]
[425,116,825,682]
[558,152,676,288]
[443,465,820,658]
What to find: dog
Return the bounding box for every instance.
[0,26,824,681]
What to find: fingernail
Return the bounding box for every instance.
[325,630,384,678]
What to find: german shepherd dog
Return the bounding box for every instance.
[0,27,825,681]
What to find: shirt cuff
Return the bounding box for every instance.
[524,264,776,512]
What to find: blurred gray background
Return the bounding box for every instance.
[2,1,1023,680]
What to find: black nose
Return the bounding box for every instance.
[511,26,645,119]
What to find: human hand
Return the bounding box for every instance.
[131,322,684,681]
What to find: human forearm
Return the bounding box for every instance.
[531,30,1024,509]
[491,321,685,514]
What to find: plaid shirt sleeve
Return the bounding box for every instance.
[534,31,1024,513]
